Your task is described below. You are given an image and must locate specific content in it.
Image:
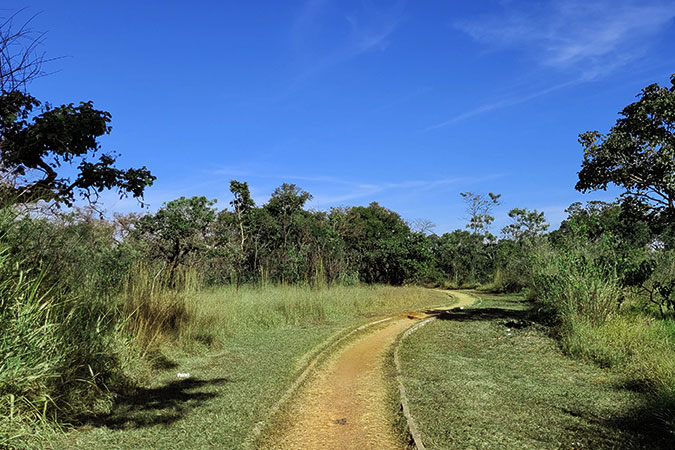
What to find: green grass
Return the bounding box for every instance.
[398,293,673,449]
[563,314,675,391]
[41,285,449,449]
[0,250,130,449]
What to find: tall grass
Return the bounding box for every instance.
[182,284,439,332]
[116,276,447,354]
[0,248,131,448]
[530,243,621,325]
[118,263,201,352]
[529,242,675,431]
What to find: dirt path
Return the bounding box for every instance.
[261,291,476,450]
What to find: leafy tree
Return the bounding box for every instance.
[265,183,312,218]
[495,209,548,292]
[264,184,312,260]
[432,229,496,286]
[0,91,155,207]
[551,201,652,251]
[229,179,255,251]
[343,202,428,285]
[460,191,501,235]
[501,208,549,242]
[0,13,154,207]
[250,183,314,283]
[134,196,217,271]
[576,74,675,223]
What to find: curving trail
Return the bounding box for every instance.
[261,291,476,450]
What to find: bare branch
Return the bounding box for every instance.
[0,9,57,93]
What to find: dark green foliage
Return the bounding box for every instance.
[133,196,217,271]
[430,230,496,286]
[341,202,431,285]
[576,74,675,223]
[0,91,155,207]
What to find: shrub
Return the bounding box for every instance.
[530,242,622,325]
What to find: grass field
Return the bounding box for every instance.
[398,293,674,449]
[39,285,449,449]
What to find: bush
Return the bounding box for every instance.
[528,240,675,431]
[0,209,138,447]
[0,248,128,434]
[530,242,622,325]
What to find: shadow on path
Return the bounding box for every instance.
[79,377,232,430]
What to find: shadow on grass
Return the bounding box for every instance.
[79,377,232,430]
[433,303,675,449]
[430,306,532,323]
[558,398,675,449]
[607,394,675,449]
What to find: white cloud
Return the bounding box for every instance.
[429,0,675,129]
[455,0,675,78]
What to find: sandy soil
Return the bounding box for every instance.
[262,291,476,450]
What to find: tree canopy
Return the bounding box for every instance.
[460,191,501,235]
[576,74,675,223]
[133,196,217,269]
[0,91,155,206]
[0,15,155,208]
[501,208,549,242]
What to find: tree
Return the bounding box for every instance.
[224,180,256,288]
[0,13,155,208]
[496,209,548,292]
[551,201,652,250]
[460,191,501,235]
[262,184,313,282]
[134,196,217,272]
[0,10,51,93]
[576,74,675,223]
[264,183,312,252]
[229,179,254,251]
[0,91,155,207]
[342,202,422,285]
[501,208,549,242]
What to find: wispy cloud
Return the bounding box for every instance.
[212,168,490,207]
[283,0,405,92]
[426,79,577,130]
[309,176,473,207]
[429,0,675,129]
[456,0,675,78]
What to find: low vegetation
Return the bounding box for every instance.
[398,293,674,449]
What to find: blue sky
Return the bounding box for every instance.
[7,0,675,233]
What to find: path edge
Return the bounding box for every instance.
[393,316,436,450]
[244,315,393,447]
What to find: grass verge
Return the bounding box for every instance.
[398,292,673,449]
